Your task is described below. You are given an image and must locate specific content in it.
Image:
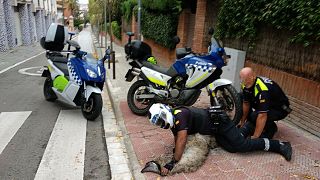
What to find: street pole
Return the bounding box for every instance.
[97,19,100,43]
[107,0,111,69]
[108,0,115,79]
[108,0,113,51]
[104,0,107,49]
[137,0,141,40]
[62,0,65,24]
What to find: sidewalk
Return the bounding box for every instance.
[95,32,320,179]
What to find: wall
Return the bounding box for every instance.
[224,27,320,83]
[191,0,207,53]
[0,0,57,52]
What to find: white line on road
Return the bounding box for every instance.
[0,51,45,75]
[0,111,32,154]
[18,66,44,76]
[34,110,87,180]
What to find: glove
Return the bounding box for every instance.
[163,159,178,171]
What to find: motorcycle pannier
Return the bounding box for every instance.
[125,40,152,60]
[40,23,68,51]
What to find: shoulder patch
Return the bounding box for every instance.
[173,110,182,115]
[175,120,180,125]
[260,99,266,103]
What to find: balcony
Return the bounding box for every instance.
[12,0,32,6]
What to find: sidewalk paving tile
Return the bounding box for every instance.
[98,31,320,180]
[119,100,320,179]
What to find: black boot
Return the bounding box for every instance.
[260,121,278,139]
[279,142,292,161]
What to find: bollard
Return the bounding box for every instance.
[112,51,116,79]
[107,46,111,69]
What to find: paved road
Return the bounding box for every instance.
[0,29,111,179]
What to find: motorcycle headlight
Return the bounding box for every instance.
[86,69,97,78]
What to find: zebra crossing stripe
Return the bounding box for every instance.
[34,110,87,180]
[0,111,32,154]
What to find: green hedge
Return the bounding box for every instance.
[120,0,181,48]
[141,0,181,14]
[216,0,320,46]
[111,21,121,40]
[141,10,178,49]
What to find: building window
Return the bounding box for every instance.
[14,6,19,12]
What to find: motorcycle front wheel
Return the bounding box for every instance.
[81,93,103,121]
[210,85,242,125]
[43,78,57,102]
[127,80,155,116]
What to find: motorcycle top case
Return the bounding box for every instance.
[40,23,68,51]
[125,40,152,60]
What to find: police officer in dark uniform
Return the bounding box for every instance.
[239,67,291,139]
[148,103,292,176]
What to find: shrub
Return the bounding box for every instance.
[141,10,178,49]
[216,0,320,46]
[111,21,121,40]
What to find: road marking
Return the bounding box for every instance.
[34,110,87,180]
[0,111,32,154]
[18,66,44,76]
[0,51,45,74]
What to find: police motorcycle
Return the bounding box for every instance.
[40,23,110,121]
[124,28,242,124]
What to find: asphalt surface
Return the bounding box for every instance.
[0,32,111,179]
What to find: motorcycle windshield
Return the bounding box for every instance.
[84,53,99,64]
[209,37,222,54]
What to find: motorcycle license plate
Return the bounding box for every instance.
[125,69,135,82]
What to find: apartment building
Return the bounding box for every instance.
[0,0,58,51]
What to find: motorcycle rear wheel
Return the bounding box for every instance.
[210,85,242,125]
[81,93,103,121]
[127,80,155,116]
[43,78,57,102]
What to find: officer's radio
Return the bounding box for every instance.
[207,106,224,132]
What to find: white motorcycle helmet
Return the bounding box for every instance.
[148,103,174,129]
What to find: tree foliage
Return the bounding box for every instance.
[88,0,124,31]
[121,0,137,22]
[88,0,104,25]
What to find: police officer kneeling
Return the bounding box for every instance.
[239,67,292,139]
[148,103,292,176]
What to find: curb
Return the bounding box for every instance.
[103,76,146,180]
[101,87,133,179]
[91,31,144,180]
[92,33,133,179]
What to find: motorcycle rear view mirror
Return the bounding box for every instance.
[219,40,224,48]
[172,36,180,45]
[208,27,214,35]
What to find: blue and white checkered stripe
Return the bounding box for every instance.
[185,64,214,73]
[68,62,82,85]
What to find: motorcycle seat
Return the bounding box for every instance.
[142,61,177,77]
[53,62,69,77]
[50,56,68,64]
